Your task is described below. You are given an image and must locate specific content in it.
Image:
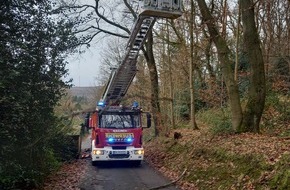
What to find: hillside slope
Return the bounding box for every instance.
[144,124,290,190]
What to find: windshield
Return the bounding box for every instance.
[100,114,140,128]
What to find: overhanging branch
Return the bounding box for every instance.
[95,0,131,35]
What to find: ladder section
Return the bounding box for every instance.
[102,16,156,105]
[127,16,156,56]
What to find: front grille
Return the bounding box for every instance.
[109,154,130,159]
[108,141,132,145]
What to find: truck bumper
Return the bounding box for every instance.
[91,141,144,162]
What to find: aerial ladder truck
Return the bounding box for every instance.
[86,0,183,166]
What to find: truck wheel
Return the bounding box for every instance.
[92,161,98,166]
[92,161,103,166]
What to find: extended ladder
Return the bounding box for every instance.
[101,0,182,106]
[101,16,156,105]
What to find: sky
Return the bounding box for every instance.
[66,44,103,87]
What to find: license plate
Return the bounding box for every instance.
[106,133,134,138]
[112,151,127,154]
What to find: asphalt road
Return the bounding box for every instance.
[78,133,180,190]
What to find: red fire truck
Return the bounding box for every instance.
[85,0,182,166]
[87,101,151,166]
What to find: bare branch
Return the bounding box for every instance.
[124,0,137,20]
[81,31,102,45]
[52,4,95,14]
[94,0,131,35]
[98,27,129,39]
[72,25,96,34]
[169,19,185,44]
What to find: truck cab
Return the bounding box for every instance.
[88,102,151,166]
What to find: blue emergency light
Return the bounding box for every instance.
[132,101,139,108]
[126,137,133,142]
[108,137,114,142]
[97,100,105,107]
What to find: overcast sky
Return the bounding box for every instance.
[66,44,102,87]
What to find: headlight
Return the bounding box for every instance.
[134,150,144,155]
[93,150,104,155]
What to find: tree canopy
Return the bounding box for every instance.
[0,0,82,188]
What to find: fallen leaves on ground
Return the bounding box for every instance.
[40,159,87,190]
[144,124,290,190]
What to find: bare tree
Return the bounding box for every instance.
[196,0,243,131]
[189,0,198,129]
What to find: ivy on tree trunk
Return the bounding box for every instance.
[239,0,266,133]
[143,31,161,136]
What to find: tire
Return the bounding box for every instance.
[92,161,98,166]
[92,160,103,167]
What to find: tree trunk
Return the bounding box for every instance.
[196,0,243,131]
[239,0,266,133]
[143,31,161,136]
[190,0,198,130]
[235,1,241,81]
[166,20,175,129]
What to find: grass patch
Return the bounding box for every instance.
[269,154,290,190]
[165,142,189,154]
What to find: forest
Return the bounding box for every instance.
[0,0,289,189]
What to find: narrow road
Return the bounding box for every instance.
[78,134,180,190]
